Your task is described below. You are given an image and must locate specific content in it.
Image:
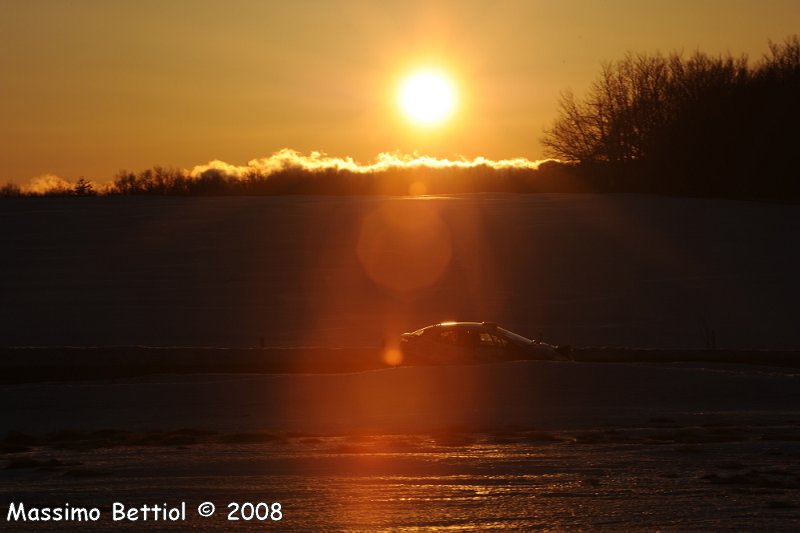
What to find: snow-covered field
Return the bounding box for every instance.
[3,194,800,529]
[2,194,800,349]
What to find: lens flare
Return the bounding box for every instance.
[382,347,404,366]
[356,203,452,293]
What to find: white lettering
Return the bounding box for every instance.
[7,502,25,521]
[112,502,126,521]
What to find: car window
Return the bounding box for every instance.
[491,334,508,347]
[457,330,474,346]
[435,329,458,345]
[478,332,509,347]
[497,327,532,345]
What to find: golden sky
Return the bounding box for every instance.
[1,0,798,183]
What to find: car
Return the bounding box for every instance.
[399,321,571,365]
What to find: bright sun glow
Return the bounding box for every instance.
[398,69,457,126]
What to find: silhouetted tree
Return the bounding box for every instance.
[73,178,96,196]
[0,183,23,197]
[542,35,800,198]
[543,51,748,166]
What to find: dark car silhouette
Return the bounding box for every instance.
[400,321,571,365]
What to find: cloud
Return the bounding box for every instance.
[18,175,109,195]
[22,174,74,194]
[190,149,554,179]
[12,150,557,194]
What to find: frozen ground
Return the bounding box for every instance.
[3,426,800,531]
[3,361,800,434]
[2,361,800,530]
[2,194,800,349]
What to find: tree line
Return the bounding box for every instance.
[542,35,800,198]
[0,163,586,197]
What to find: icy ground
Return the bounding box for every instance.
[2,361,800,530]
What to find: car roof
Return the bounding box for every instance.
[410,322,537,345]
[434,321,495,329]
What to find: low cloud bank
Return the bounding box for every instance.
[22,174,76,194]
[4,150,571,197]
[190,149,552,179]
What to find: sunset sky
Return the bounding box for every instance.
[1,0,798,184]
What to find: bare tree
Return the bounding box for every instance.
[73,178,96,196]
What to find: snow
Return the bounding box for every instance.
[2,194,800,349]
[3,361,799,435]
[2,362,800,530]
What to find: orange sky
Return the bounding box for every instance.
[1,0,798,184]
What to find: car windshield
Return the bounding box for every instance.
[410,326,428,336]
[497,327,533,345]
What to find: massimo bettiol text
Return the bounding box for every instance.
[6,500,283,523]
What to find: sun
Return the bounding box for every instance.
[398,69,457,126]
